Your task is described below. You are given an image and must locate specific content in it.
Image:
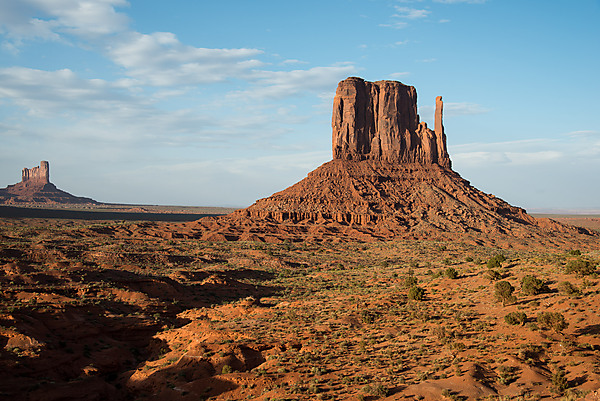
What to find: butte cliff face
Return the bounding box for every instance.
[21,160,50,186]
[0,161,98,205]
[187,77,594,247]
[332,77,451,168]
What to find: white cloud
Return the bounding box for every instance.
[453,150,562,167]
[0,66,259,145]
[450,135,600,168]
[381,5,429,29]
[379,21,408,29]
[0,0,129,46]
[235,64,358,99]
[566,130,600,138]
[107,31,264,86]
[443,102,490,115]
[0,67,135,116]
[393,7,431,19]
[388,72,411,79]
[280,59,308,65]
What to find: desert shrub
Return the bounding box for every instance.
[496,365,518,385]
[408,285,425,301]
[567,249,581,256]
[221,364,232,374]
[551,366,569,393]
[403,275,418,288]
[504,311,527,326]
[558,281,580,296]
[465,256,474,262]
[537,312,568,333]
[565,258,596,276]
[431,326,452,341]
[517,344,543,362]
[485,269,502,281]
[521,275,545,296]
[487,254,506,269]
[360,310,378,324]
[444,267,459,279]
[361,383,389,397]
[494,281,516,305]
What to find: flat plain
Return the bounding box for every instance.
[1,213,599,400]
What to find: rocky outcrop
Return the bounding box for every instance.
[21,160,50,185]
[332,77,451,168]
[185,76,597,246]
[0,161,98,205]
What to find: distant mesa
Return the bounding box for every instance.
[0,161,98,205]
[189,77,596,247]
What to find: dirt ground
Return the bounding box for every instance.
[1,217,599,400]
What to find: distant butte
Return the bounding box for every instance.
[0,161,98,205]
[184,77,596,247]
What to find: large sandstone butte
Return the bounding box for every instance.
[0,161,98,205]
[332,77,451,168]
[187,77,594,247]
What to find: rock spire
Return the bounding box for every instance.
[332,77,451,168]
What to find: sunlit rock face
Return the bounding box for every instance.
[332,77,451,168]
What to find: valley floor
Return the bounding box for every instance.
[0,217,599,400]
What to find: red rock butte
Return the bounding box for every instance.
[186,77,596,246]
[0,161,98,205]
[332,77,451,168]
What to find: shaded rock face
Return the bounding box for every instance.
[332,77,451,168]
[21,160,50,185]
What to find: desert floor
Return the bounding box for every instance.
[1,215,599,400]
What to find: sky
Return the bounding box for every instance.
[0,0,599,211]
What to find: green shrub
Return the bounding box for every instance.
[557,281,580,296]
[444,267,459,279]
[485,269,502,281]
[408,285,426,301]
[567,249,581,256]
[521,275,545,296]
[403,275,418,288]
[496,365,518,385]
[221,364,232,374]
[551,366,569,393]
[487,254,506,269]
[537,312,568,333]
[495,281,516,306]
[565,258,595,276]
[361,383,389,397]
[504,311,527,326]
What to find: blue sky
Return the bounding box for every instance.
[1,0,599,211]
